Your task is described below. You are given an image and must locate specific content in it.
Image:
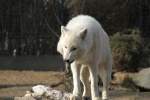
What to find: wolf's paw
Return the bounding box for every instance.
[82,96,91,100]
[92,97,101,100]
[102,94,108,100]
[69,95,81,100]
[102,96,109,100]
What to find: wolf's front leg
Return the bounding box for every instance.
[89,64,100,100]
[80,65,91,99]
[70,62,81,100]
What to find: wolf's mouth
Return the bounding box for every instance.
[69,60,74,63]
[64,59,74,64]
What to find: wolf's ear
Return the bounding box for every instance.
[61,26,68,36]
[79,28,87,40]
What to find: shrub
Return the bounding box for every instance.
[110,29,145,72]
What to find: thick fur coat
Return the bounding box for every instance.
[57,15,112,100]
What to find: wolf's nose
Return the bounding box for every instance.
[64,60,70,63]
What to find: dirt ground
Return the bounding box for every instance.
[0,70,150,100]
[0,70,66,97]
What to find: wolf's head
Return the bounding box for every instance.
[57,26,87,64]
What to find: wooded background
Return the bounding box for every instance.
[0,0,150,71]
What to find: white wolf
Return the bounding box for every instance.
[57,15,112,100]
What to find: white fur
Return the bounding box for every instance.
[57,15,112,100]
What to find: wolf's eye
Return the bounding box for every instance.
[71,47,77,51]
